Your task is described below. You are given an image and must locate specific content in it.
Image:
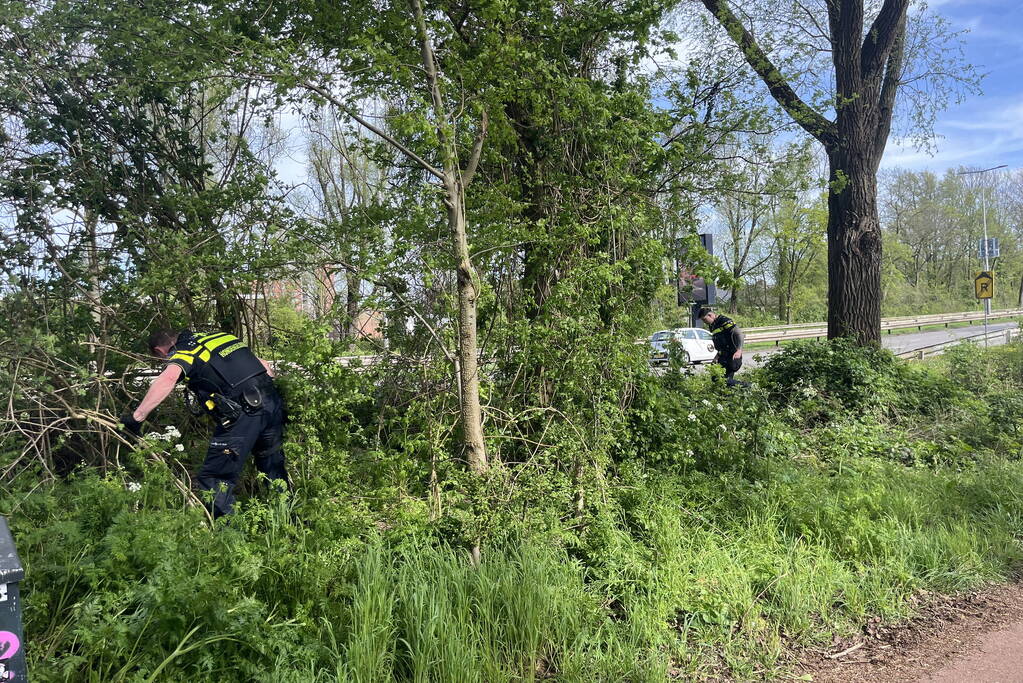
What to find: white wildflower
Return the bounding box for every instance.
[164,425,182,439]
[716,403,724,411]
[126,481,142,492]
[701,399,712,407]
[175,444,185,452]
[688,413,697,421]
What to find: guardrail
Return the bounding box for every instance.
[895,327,1019,360]
[745,308,1023,344]
[121,309,1023,379]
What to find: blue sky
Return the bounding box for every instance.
[271,2,1022,183]
[882,0,1023,172]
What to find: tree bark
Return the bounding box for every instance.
[777,247,789,321]
[411,0,488,474]
[826,148,882,343]
[729,268,740,313]
[448,190,488,473]
[345,270,361,340]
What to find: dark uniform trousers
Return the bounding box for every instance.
[198,382,288,518]
[717,355,743,385]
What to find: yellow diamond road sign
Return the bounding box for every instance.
[975,271,994,299]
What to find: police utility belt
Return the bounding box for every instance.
[197,374,273,430]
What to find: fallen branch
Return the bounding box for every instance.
[828,642,864,659]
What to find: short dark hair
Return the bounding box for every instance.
[696,307,713,319]
[147,329,176,354]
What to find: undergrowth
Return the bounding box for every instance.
[4,339,1023,681]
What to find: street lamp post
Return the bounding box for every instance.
[957,164,1007,346]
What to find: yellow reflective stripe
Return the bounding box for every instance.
[188,333,240,364]
[169,351,195,364]
[218,341,245,357]
[200,334,238,353]
[197,332,232,348]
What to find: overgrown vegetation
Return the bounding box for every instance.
[5,339,1023,681]
[0,1,1016,680]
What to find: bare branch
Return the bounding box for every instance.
[301,80,444,180]
[861,0,911,80]
[698,0,837,145]
[461,109,488,187]
[873,13,906,163]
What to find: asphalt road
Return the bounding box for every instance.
[747,321,1018,366]
[656,321,1019,373]
[879,321,1017,355]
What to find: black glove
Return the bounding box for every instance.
[120,412,143,436]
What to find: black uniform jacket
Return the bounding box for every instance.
[167,330,266,398]
[708,315,744,357]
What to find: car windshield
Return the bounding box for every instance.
[675,329,697,340]
[652,331,673,342]
[695,329,712,340]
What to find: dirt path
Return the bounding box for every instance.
[922,619,1023,683]
[798,582,1023,682]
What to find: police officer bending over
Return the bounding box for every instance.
[696,307,746,387]
[121,329,288,517]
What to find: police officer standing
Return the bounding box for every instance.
[696,307,746,386]
[121,329,288,517]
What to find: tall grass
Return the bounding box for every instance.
[9,341,1023,680]
[9,450,1023,681]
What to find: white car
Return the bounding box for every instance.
[649,327,717,366]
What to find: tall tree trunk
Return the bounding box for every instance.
[786,275,796,324]
[85,209,110,465]
[777,248,789,321]
[447,188,487,473]
[345,270,361,339]
[411,0,488,474]
[211,279,240,333]
[729,267,740,313]
[505,99,555,408]
[825,150,882,344]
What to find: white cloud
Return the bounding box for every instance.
[882,95,1023,171]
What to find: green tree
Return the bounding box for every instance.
[696,0,978,343]
[773,193,827,323]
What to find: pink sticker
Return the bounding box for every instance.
[0,631,19,660]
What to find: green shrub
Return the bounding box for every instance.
[758,338,967,423]
[759,338,904,417]
[9,334,1023,681]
